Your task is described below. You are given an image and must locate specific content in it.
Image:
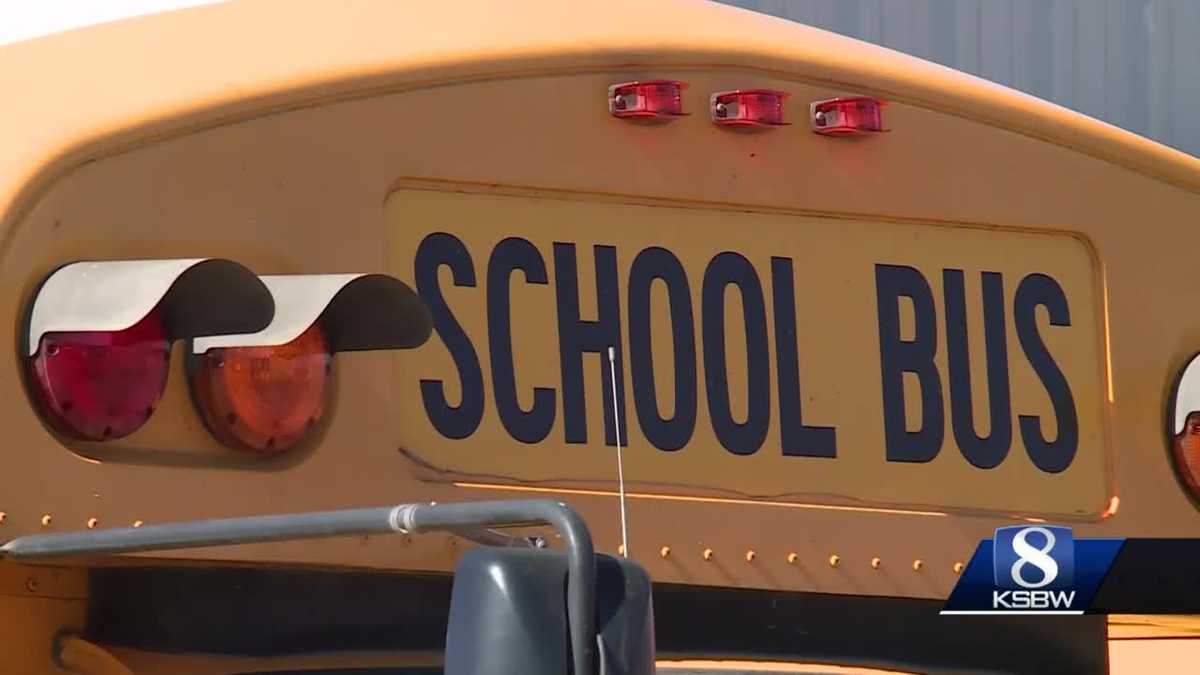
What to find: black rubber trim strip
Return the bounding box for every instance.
[85,566,1106,674]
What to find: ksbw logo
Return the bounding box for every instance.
[943,524,1124,615]
[992,526,1076,610]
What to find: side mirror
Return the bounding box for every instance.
[445,548,655,675]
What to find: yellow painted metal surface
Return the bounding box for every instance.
[0,562,86,674]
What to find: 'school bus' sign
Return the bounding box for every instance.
[390,186,1110,517]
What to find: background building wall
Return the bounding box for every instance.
[717,0,1200,158]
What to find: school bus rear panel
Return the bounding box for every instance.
[3,0,1200,671]
[5,64,1192,596]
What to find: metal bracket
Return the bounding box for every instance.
[1,499,595,675]
[26,258,274,355]
[191,273,431,353]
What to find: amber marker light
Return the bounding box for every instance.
[189,273,431,456]
[191,324,331,454]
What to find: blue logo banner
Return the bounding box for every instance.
[943,526,1123,614]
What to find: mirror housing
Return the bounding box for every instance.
[445,548,654,675]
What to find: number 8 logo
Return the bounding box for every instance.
[1010,526,1060,589]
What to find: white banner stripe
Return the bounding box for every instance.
[940,610,1085,616]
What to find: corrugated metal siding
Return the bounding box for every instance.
[717,0,1200,158]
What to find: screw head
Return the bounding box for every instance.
[870,557,882,570]
[828,554,840,568]
[786,552,798,564]
[744,550,756,563]
[702,548,714,561]
[40,514,52,527]
[912,559,924,572]
[660,546,671,559]
[953,561,965,574]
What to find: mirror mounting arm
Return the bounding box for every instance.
[1,498,597,675]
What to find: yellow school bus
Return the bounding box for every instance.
[2,0,1200,673]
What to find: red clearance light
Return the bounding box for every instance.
[810,96,884,135]
[190,324,330,454]
[1171,354,1200,507]
[1173,412,1200,499]
[710,89,789,127]
[608,80,687,119]
[27,309,170,441]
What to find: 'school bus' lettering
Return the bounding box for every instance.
[390,187,1110,517]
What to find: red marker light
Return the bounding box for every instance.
[608,80,687,119]
[810,96,885,135]
[190,324,330,454]
[1173,412,1200,498]
[27,309,170,441]
[710,90,789,127]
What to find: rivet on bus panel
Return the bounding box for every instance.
[828,554,840,568]
[786,552,798,564]
[86,518,98,529]
[912,559,924,572]
[617,544,626,556]
[40,514,52,527]
[132,520,144,528]
[870,557,882,570]
[660,546,671,559]
[953,562,965,574]
[0,512,6,525]
[744,550,756,563]
[702,548,714,561]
